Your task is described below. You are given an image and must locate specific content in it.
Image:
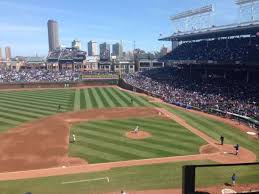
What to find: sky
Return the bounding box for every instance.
[0,0,240,57]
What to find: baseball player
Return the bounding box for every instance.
[72,134,76,143]
[134,126,139,134]
[234,144,240,155]
[231,173,237,186]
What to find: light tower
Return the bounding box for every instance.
[236,0,259,23]
[170,5,214,33]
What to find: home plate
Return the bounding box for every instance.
[62,166,66,168]
[223,152,228,154]
[247,132,256,136]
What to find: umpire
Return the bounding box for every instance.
[220,136,224,145]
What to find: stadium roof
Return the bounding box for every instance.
[159,21,259,41]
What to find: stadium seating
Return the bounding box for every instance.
[124,67,259,120]
[47,48,86,62]
[160,37,259,62]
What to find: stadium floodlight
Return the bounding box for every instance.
[170,5,214,33]
[171,5,213,21]
[236,0,259,22]
[236,0,259,5]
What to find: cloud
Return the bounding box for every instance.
[0,24,45,33]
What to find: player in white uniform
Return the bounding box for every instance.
[72,134,76,143]
[134,126,139,133]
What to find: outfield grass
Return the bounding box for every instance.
[0,87,154,133]
[1,160,259,194]
[77,87,154,111]
[69,117,205,163]
[158,103,259,159]
[0,89,75,132]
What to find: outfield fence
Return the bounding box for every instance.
[0,79,118,90]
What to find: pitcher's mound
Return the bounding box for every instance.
[126,131,151,140]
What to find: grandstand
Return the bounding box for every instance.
[47,48,86,70]
[122,18,259,129]
[159,22,259,65]
[159,22,259,82]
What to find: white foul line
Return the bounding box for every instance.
[61,177,110,185]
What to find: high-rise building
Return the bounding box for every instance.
[88,41,97,56]
[160,46,168,57]
[5,46,11,61]
[112,42,123,58]
[0,48,2,62]
[72,40,81,50]
[99,42,110,61]
[47,20,60,52]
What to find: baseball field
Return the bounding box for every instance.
[0,86,258,194]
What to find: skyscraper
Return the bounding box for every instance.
[99,42,110,61]
[47,20,60,52]
[5,46,11,61]
[112,42,123,58]
[88,41,98,56]
[72,40,81,50]
[0,48,2,62]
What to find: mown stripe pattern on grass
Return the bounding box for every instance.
[0,87,154,133]
[0,89,75,132]
[77,87,154,110]
[158,103,259,160]
[69,118,205,163]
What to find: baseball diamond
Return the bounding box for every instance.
[0,85,258,194]
[1,1,259,193]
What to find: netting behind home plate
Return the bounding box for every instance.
[183,163,259,194]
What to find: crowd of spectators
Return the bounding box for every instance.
[82,71,119,79]
[0,70,80,83]
[47,48,86,61]
[161,37,259,62]
[47,50,61,60]
[124,67,259,120]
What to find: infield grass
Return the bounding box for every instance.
[69,117,206,163]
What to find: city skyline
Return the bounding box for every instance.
[0,0,243,56]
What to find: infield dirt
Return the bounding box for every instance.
[0,107,160,172]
